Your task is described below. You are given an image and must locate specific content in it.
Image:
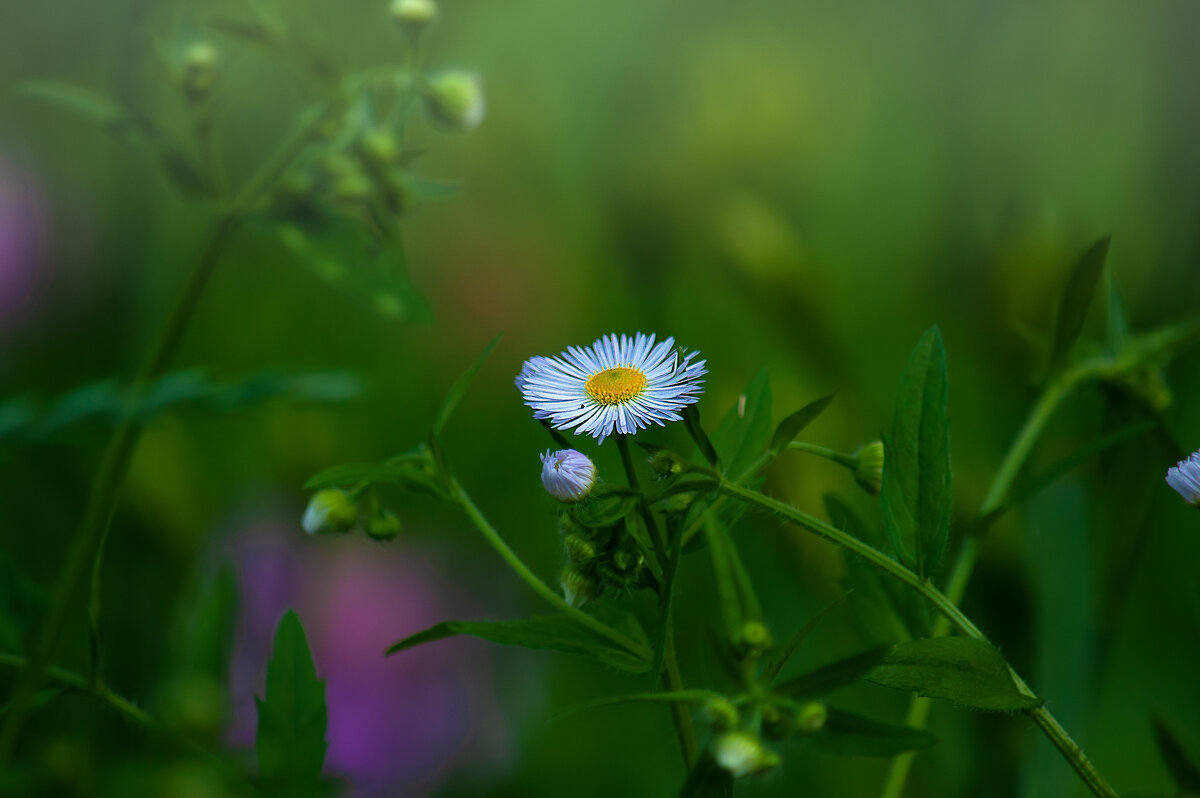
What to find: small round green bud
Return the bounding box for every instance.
[302,489,357,535]
[712,732,780,779]
[563,533,598,563]
[699,697,739,731]
[358,130,399,168]
[854,440,885,495]
[181,42,219,104]
[560,565,600,608]
[423,70,486,131]
[366,510,402,541]
[734,620,773,657]
[648,449,684,478]
[390,0,437,31]
[795,701,828,733]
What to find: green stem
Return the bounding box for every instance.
[719,479,1120,798]
[786,441,858,470]
[613,434,697,769]
[0,652,156,730]
[450,477,650,662]
[881,372,1082,798]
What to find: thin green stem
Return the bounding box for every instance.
[0,652,155,730]
[450,477,650,661]
[719,479,1120,798]
[613,434,697,769]
[786,441,858,470]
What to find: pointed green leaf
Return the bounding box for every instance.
[555,689,725,719]
[683,404,720,469]
[814,707,938,756]
[774,646,892,700]
[385,616,651,673]
[434,334,501,434]
[255,611,327,798]
[769,392,836,457]
[712,371,772,480]
[866,637,1040,711]
[881,327,951,577]
[1152,716,1200,792]
[761,590,853,684]
[704,515,761,635]
[17,81,130,131]
[1051,235,1111,371]
[1106,270,1130,354]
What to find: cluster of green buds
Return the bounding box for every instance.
[301,488,403,542]
[698,692,828,779]
[270,0,485,217]
[557,509,651,608]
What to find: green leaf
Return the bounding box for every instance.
[17,81,131,132]
[555,689,725,719]
[712,371,772,480]
[304,457,440,496]
[385,616,651,673]
[434,334,501,435]
[255,611,328,798]
[881,327,951,577]
[769,392,836,457]
[704,515,761,635]
[683,404,720,469]
[1105,270,1130,353]
[274,215,431,322]
[813,707,938,757]
[761,590,853,684]
[1051,235,1111,371]
[168,568,237,681]
[1152,716,1200,793]
[866,637,1040,711]
[774,646,892,700]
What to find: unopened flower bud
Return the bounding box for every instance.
[358,130,399,168]
[795,701,828,733]
[423,71,485,130]
[541,449,597,503]
[700,697,739,731]
[390,0,437,31]
[181,42,219,104]
[1166,449,1200,508]
[734,620,773,657]
[648,449,684,478]
[854,440,885,495]
[302,489,357,535]
[366,510,402,541]
[713,732,780,779]
[761,704,791,740]
[563,533,597,563]
[560,565,600,608]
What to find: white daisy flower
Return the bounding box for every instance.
[1166,449,1200,507]
[517,332,706,443]
[540,449,597,502]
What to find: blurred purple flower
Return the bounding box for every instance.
[227,522,509,796]
[0,157,48,331]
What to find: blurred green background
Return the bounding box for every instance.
[3,0,1200,796]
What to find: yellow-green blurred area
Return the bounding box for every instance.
[3,0,1200,796]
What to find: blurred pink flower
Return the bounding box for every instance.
[0,157,48,331]
[227,522,509,797]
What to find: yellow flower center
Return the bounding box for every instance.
[584,366,647,406]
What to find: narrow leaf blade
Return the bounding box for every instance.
[774,645,892,700]
[1152,716,1200,792]
[881,327,951,577]
[712,371,772,480]
[769,392,836,456]
[385,617,651,673]
[814,707,938,756]
[1051,235,1111,370]
[434,334,502,434]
